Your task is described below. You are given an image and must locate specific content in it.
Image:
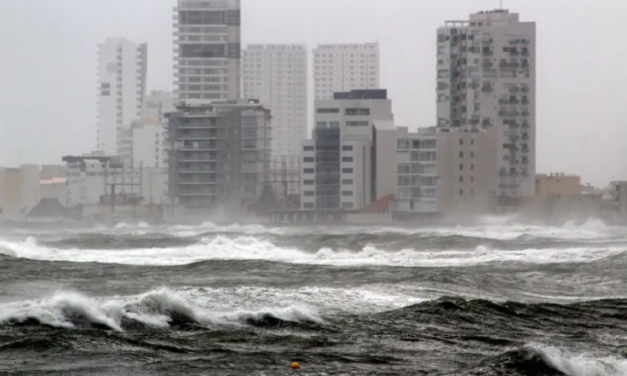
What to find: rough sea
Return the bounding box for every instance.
[1,218,626,375]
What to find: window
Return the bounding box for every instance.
[303,179,314,185]
[342,190,353,196]
[329,121,340,128]
[341,202,354,209]
[342,168,353,173]
[345,108,370,116]
[342,145,353,151]
[303,157,314,162]
[471,151,474,158]
[471,176,474,183]
[459,164,464,170]
[459,139,463,145]
[180,44,226,58]
[459,176,464,183]
[342,179,353,185]
[342,156,353,162]
[346,121,369,127]
[304,203,314,209]
[101,90,110,96]
[303,191,315,196]
[303,168,314,174]
[303,145,314,151]
[459,151,464,158]
[471,164,474,170]
[316,108,340,113]
[459,189,464,195]
[316,121,327,128]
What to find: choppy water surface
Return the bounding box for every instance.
[1,218,627,375]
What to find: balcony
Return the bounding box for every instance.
[178,178,218,185]
[177,143,219,151]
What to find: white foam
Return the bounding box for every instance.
[0,287,330,331]
[0,235,623,267]
[529,344,627,376]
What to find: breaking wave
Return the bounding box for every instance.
[0,288,323,332]
[0,235,624,267]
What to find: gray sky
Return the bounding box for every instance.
[0,0,625,186]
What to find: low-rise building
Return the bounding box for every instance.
[0,165,41,221]
[301,89,396,210]
[165,99,272,219]
[535,173,581,196]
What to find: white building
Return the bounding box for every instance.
[118,122,166,168]
[242,44,307,157]
[393,127,439,217]
[436,9,535,206]
[97,38,147,156]
[174,0,241,101]
[301,89,395,210]
[63,153,165,211]
[312,43,380,100]
[142,90,175,124]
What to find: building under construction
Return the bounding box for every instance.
[266,155,301,209]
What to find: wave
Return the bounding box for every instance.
[471,344,627,376]
[0,288,323,332]
[0,235,624,267]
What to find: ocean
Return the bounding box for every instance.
[0,218,626,375]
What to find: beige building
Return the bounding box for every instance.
[535,173,581,196]
[0,165,41,221]
[436,127,499,215]
[437,9,536,208]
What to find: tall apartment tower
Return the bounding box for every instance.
[242,44,307,158]
[173,0,241,101]
[97,38,147,156]
[312,43,380,100]
[436,9,536,206]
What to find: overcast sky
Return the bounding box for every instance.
[1,0,626,186]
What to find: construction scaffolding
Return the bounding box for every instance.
[267,155,301,209]
[104,158,143,212]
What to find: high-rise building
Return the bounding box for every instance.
[165,100,271,217]
[97,38,147,156]
[436,9,535,207]
[173,0,241,101]
[142,90,176,124]
[301,89,396,210]
[312,43,380,100]
[242,44,307,158]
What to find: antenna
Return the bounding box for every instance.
[499,0,503,8]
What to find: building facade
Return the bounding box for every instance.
[97,38,147,156]
[436,9,535,206]
[118,122,166,168]
[63,153,165,210]
[436,127,499,215]
[174,0,241,101]
[535,173,581,196]
[312,43,380,100]
[242,44,307,158]
[0,165,41,222]
[165,100,271,217]
[301,89,395,210]
[142,90,176,124]
[393,127,439,216]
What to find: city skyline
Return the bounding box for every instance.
[1,0,625,186]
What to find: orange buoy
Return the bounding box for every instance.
[290,362,301,370]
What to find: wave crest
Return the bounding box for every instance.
[0,288,323,332]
